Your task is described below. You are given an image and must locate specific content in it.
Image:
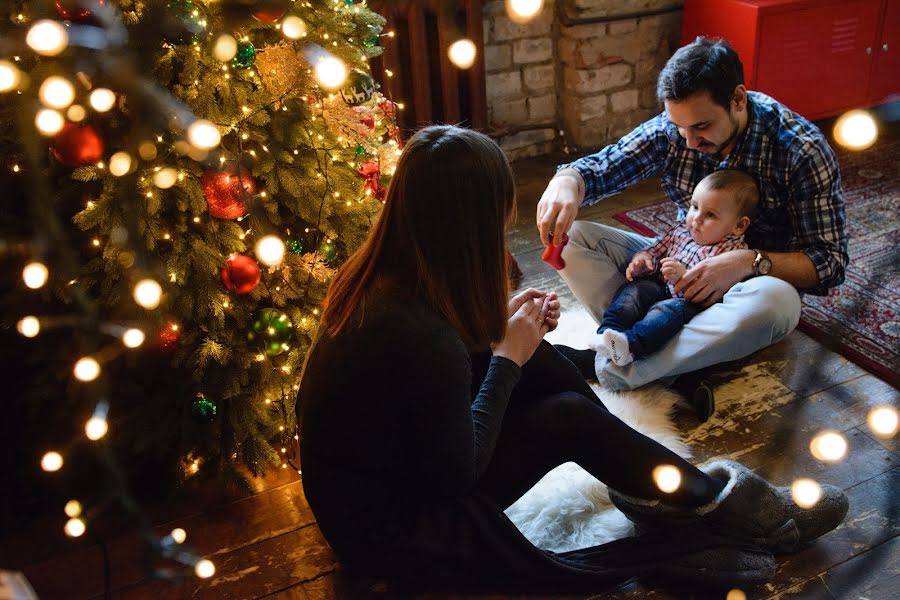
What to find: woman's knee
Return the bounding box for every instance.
[537,391,607,435]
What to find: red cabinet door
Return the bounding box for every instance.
[755,0,881,119]
[868,0,900,104]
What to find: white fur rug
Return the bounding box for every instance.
[503,308,691,553]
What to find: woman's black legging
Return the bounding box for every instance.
[472,341,726,510]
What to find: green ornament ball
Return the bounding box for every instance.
[354,143,366,156]
[286,239,304,255]
[191,394,218,422]
[231,41,257,70]
[341,69,376,106]
[247,308,294,356]
[318,239,338,263]
[364,35,379,49]
[164,0,207,45]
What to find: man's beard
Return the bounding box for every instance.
[709,112,741,155]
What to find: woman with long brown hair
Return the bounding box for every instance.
[297,125,847,591]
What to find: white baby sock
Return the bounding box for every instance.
[603,329,634,366]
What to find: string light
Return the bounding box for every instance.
[74,357,101,382]
[170,528,187,544]
[726,590,747,600]
[282,16,308,39]
[867,406,898,437]
[0,60,22,92]
[26,20,69,56]
[41,451,63,472]
[17,316,40,338]
[448,39,477,69]
[133,279,163,309]
[66,105,86,122]
[790,478,822,508]
[213,34,238,62]
[122,328,145,348]
[64,518,86,537]
[809,431,848,462]
[85,416,108,440]
[652,465,681,493]
[23,262,49,289]
[255,235,286,266]
[187,120,221,150]
[89,88,116,112]
[314,56,348,89]
[64,500,82,518]
[39,76,75,109]
[506,0,544,22]
[109,151,133,177]
[35,109,65,135]
[194,559,215,578]
[153,167,178,189]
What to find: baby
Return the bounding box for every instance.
[592,169,759,366]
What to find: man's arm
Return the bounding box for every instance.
[536,114,671,246]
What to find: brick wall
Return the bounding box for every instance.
[483,0,682,160]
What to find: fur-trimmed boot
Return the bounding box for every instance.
[609,460,849,553]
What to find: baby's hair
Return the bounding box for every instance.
[701,169,759,218]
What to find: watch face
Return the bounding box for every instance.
[759,257,772,275]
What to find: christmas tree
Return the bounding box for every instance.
[2,0,399,525]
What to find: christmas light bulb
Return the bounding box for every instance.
[507,0,544,22]
[282,16,308,39]
[122,328,145,348]
[41,451,63,472]
[133,279,162,309]
[255,235,286,266]
[89,88,116,112]
[726,590,747,600]
[790,478,822,508]
[315,56,348,89]
[188,120,221,150]
[35,109,64,136]
[39,76,75,109]
[652,464,681,493]
[448,39,477,69]
[85,416,108,440]
[195,559,215,578]
[17,316,40,338]
[74,357,101,382]
[0,60,21,92]
[27,20,69,56]
[153,167,178,189]
[170,528,187,544]
[65,517,86,537]
[810,431,848,462]
[834,110,878,150]
[213,34,238,62]
[23,262,49,289]
[67,104,86,122]
[109,152,132,177]
[867,406,898,437]
[64,500,82,518]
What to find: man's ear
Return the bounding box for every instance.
[734,215,751,236]
[732,84,748,112]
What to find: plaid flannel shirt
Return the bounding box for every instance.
[645,222,748,297]
[559,91,848,295]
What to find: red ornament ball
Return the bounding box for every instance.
[157,321,182,352]
[221,253,261,294]
[201,163,255,219]
[51,122,105,167]
[251,0,289,22]
[55,0,104,21]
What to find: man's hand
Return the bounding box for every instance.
[536,171,583,247]
[625,251,656,281]
[659,257,687,285]
[676,249,756,306]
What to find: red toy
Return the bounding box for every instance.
[542,233,569,270]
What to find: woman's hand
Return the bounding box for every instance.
[493,296,551,366]
[507,288,560,331]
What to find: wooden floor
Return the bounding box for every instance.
[7,144,899,599]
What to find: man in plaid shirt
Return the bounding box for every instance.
[538,37,848,405]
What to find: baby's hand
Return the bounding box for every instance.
[660,257,686,284]
[625,251,655,281]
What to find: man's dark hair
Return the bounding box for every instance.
[657,37,745,109]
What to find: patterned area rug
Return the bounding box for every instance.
[613,138,900,388]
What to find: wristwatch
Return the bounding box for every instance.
[753,250,772,276]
